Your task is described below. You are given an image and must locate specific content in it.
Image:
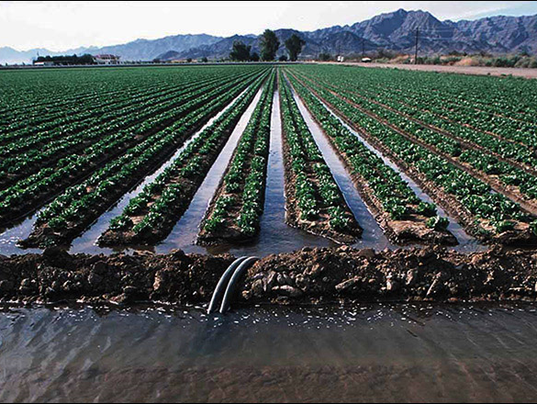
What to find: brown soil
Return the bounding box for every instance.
[304,81,537,245]
[328,63,537,80]
[280,97,362,245]
[2,247,537,306]
[243,246,537,304]
[288,72,457,247]
[338,88,537,216]
[0,80,248,228]
[0,249,234,305]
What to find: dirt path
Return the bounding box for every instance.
[323,62,537,79]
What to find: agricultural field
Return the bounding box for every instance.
[1,64,537,258]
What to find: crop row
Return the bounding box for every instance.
[0,68,260,188]
[0,70,264,225]
[297,71,537,244]
[20,70,270,248]
[295,72,537,213]
[0,70,231,150]
[279,74,362,244]
[0,75,213,141]
[0,67,238,126]
[99,71,272,247]
[301,68,537,159]
[294,65,537,134]
[286,72,456,245]
[198,71,276,244]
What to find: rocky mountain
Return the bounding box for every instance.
[92,34,222,61]
[159,29,378,61]
[2,9,536,64]
[174,10,537,60]
[1,34,222,65]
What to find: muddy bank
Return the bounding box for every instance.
[0,249,234,305]
[243,247,537,304]
[1,247,537,306]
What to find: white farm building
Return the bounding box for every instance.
[94,54,121,65]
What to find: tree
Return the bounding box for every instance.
[279,55,288,62]
[260,29,280,61]
[285,34,306,61]
[318,53,332,62]
[201,57,208,63]
[250,52,260,62]
[230,41,252,62]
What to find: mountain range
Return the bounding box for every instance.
[1,9,536,64]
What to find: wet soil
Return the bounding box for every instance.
[243,246,537,304]
[1,247,537,306]
[288,72,457,247]
[302,79,537,246]
[280,95,362,245]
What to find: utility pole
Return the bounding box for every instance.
[414,28,420,65]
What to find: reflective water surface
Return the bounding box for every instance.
[0,84,487,258]
[1,304,537,402]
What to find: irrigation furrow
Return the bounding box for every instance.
[287,72,458,247]
[0,71,264,227]
[21,71,270,248]
[290,82,394,249]
[198,71,276,245]
[295,71,537,245]
[279,74,362,245]
[98,73,270,248]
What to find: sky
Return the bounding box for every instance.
[1,1,537,51]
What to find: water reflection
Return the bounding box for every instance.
[1,303,537,402]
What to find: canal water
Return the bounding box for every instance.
[1,304,537,402]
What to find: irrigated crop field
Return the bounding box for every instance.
[1,64,537,257]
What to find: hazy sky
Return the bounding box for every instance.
[2,1,537,51]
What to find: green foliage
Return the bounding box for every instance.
[285,34,306,62]
[260,30,280,61]
[427,216,450,231]
[17,66,270,247]
[200,72,277,240]
[230,41,252,62]
[289,64,534,236]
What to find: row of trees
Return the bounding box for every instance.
[230,30,306,62]
[34,54,96,66]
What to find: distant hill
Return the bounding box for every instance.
[2,9,536,64]
[174,10,537,60]
[1,34,222,65]
[91,34,222,61]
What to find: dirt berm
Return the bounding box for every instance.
[1,247,537,306]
